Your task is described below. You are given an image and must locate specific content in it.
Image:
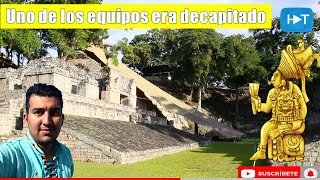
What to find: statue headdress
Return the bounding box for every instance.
[277,40,320,103]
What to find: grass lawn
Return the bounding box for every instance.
[74,133,267,178]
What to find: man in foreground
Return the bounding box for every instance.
[0,83,73,177]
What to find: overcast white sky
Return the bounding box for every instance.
[102,0,320,46]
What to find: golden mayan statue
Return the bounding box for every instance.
[249,40,320,162]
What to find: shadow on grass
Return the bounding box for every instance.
[190,133,268,166]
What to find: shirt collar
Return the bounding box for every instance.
[26,129,59,159]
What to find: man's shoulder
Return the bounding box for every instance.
[0,136,28,156]
[0,137,26,148]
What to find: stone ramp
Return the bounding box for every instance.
[184,111,244,139]
[62,115,206,164]
[85,46,244,139]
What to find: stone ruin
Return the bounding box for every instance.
[0,57,198,164]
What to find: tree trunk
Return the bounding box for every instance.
[5,47,10,59]
[197,87,202,112]
[188,86,194,102]
[17,53,21,67]
[10,50,13,62]
[58,48,63,58]
[58,48,68,61]
[235,85,239,120]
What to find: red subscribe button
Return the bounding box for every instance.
[238,166,300,178]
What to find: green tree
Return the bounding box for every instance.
[0,29,41,66]
[168,29,223,110]
[116,29,178,70]
[44,29,108,60]
[1,0,108,63]
[221,35,267,119]
[116,29,225,110]
[36,0,108,60]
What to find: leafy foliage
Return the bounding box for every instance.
[222,35,267,88]
[44,29,108,59]
[0,29,41,66]
[249,16,320,83]
[0,0,108,64]
[168,29,223,89]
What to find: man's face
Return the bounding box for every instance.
[271,71,281,89]
[24,95,64,146]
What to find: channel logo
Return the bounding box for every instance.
[241,169,255,178]
[280,8,313,32]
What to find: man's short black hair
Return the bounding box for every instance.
[25,83,63,113]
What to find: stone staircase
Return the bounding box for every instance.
[0,90,25,135]
[60,115,207,164]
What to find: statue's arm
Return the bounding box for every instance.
[260,89,273,113]
[294,85,307,121]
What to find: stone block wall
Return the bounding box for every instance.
[0,93,24,135]
[0,68,22,91]
[103,90,120,104]
[0,78,7,91]
[108,69,136,108]
[0,113,16,135]
[119,142,200,164]
[53,73,75,94]
[63,93,136,121]
[303,142,320,166]
[172,114,190,130]
[0,97,9,114]
[150,116,167,125]
[109,69,132,95]
[269,140,320,167]
[85,80,99,100]
[128,81,137,108]
[58,128,200,164]
[24,73,54,89]
[0,89,169,136]
[136,114,167,125]
[58,130,117,164]
[22,59,101,100]
[54,70,99,100]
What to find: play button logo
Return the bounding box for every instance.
[280,8,313,32]
[289,15,301,24]
[241,169,255,178]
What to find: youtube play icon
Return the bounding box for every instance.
[241,169,255,178]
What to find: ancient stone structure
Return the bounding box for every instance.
[0,58,172,133]
[0,50,245,164]
[0,57,199,164]
[86,46,244,139]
